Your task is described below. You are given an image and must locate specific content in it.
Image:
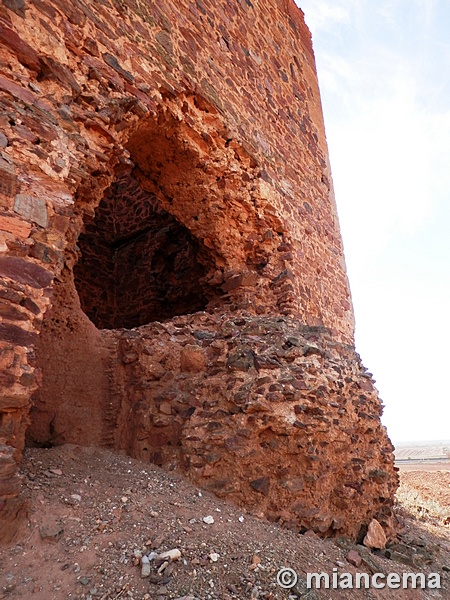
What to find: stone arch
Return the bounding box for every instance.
[26,91,289,450]
[0,0,397,544]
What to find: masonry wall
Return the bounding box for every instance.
[0,0,396,540]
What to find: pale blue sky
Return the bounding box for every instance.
[298,1,450,443]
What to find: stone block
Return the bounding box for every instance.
[0,73,36,104]
[0,322,38,346]
[363,518,387,549]
[102,52,134,84]
[39,56,81,94]
[2,0,26,18]
[0,155,17,199]
[0,298,29,320]
[0,24,41,71]
[14,194,48,227]
[0,214,31,239]
[0,256,53,288]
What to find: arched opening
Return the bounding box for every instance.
[27,94,274,454]
[74,169,216,329]
[27,102,234,450]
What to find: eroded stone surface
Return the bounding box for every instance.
[117,314,397,539]
[28,291,398,539]
[0,0,398,540]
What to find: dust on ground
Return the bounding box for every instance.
[1,445,450,600]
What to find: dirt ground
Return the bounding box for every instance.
[1,445,450,600]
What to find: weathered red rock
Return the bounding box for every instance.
[363,518,387,549]
[0,25,41,72]
[0,0,398,541]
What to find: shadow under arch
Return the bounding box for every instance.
[26,91,282,452]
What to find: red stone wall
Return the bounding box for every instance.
[28,302,398,540]
[0,0,354,339]
[115,313,397,539]
[0,0,396,539]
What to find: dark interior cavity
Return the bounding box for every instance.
[74,171,213,329]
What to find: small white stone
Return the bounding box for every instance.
[238,516,245,523]
[209,552,219,562]
[203,515,215,525]
[158,548,182,561]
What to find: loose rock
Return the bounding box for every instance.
[346,549,362,567]
[141,555,151,578]
[203,515,215,525]
[363,519,387,550]
[158,548,182,561]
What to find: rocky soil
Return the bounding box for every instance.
[1,445,449,600]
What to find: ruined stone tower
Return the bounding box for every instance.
[0,0,398,539]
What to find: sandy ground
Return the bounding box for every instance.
[1,445,450,600]
[396,461,450,473]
